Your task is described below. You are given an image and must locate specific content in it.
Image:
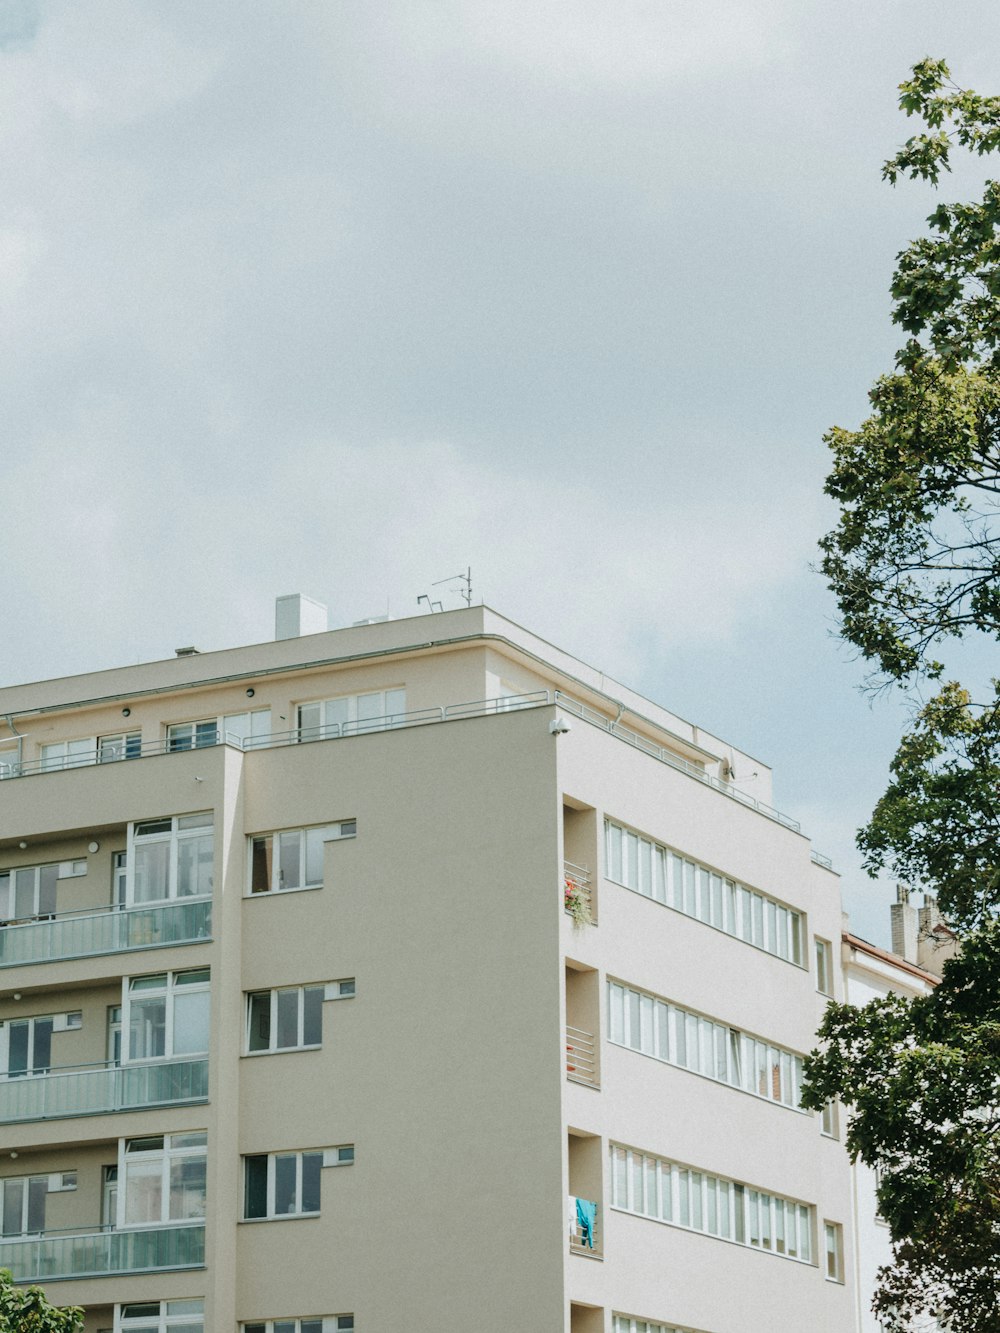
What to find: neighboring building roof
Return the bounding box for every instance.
[843,931,940,987]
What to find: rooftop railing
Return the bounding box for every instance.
[0,1222,205,1283]
[810,850,834,870]
[1,687,806,834]
[0,1056,208,1124]
[0,897,211,969]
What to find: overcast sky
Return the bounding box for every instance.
[3,1,997,946]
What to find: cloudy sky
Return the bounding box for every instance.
[2,0,996,945]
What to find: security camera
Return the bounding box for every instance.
[549,717,571,735]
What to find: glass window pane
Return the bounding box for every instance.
[169,1155,206,1220]
[248,993,271,1052]
[173,989,210,1055]
[129,996,167,1061]
[26,1178,47,1233]
[278,832,301,891]
[133,842,170,903]
[124,1159,163,1224]
[304,827,325,886]
[276,990,299,1048]
[7,1023,28,1077]
[302,987,323,1046]
[244,1156,267,1219]
[177,834,213,897]
[301,1152,322,1213]
[32,1018,53,1074]
[251,837,272,894]
[2,1179,23,1236]
[273,1154,298,1214]
[38,865,58,916]
[14,869,36,918]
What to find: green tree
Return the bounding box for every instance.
[0,1269,83,1332]
[806,58,1000,1333]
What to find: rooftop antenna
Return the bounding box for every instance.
[417,594,444,613]
[433,567,472,607]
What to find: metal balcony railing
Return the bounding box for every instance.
[0,897,211,969]
[568,1196,601,1255]
[810,850,834,870]
[0,1222,205,1283]
[564,861,593,925]
[565,1026,598,1087]
[0,1056,208,1124]
[0,688,807,833]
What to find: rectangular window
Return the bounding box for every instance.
[116,1301,204,1333]
[0,1172,67,1236]
[123,969,210,1062]
[605,820,802,966]
[824,1221,844,1281]
[242,1151,328,1220]
[0,1011,79,1077]
[247,986,325,1053]
[120,1132,207,1227]
[821,1100,838,1138]
[127,813,213,905]
[607,980,804,1110]
[296,689,406,741]
[612,1318,700,1333]
[167,710,271,752]
[248,823,356,895]
[0,746,19,780]
[99,732,143,763]
[815,938,833,996]
[0,859,85,924]
[609,1142,813,1265]
[40,737,97,771]
[242,1320,354,1333]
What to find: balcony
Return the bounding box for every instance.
[568,1196,601,1257]
[0,897,211,969]
[0,1057,208,1124]
[565,1026,598,1088]
[0,1223,205,1283]
[564,862,593,926]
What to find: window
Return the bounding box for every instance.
[824,1221,844,1281]
[296,689,406,741]
[127,813,213,905]
[115,1301,204,1333]
[0,746,19,779]
[0,1172,76,1237]
[613,1318,700,1333]
[609,1143,813,1264]
[607,980,804,1110]
[0,1011,81,1078]
[821,1100,838,1138]
[119,1133,207,1227]
[40,738,97,771]
[167,710,271,751]
[815,938,833,996]
[123,970,210,1062]
[247,986,324,1053]
[0,859,86,924]
[100,732,142,763]
[248,823,356,895]
[243,1320,354,1333]
[242,1148,352,1221]
[604,820,802,965]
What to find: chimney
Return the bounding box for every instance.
[917,894,958,977]
[275,594,328,641]
[890,884,918,964]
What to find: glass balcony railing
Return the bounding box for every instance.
[0,1222,205,1283]
[0,1057,208,1124]
[0,897,211,968]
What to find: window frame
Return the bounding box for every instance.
[815,937,833,996]
[126,812,214,906]
[241,1320,354,1333]
[296,689,406,742]
[117,1131,207,1230]
[824,1220,844,1282]
[0,858,86,924]
[246,823,356,897]
[114,1300,204,1333]
[245,985,326,1055]
[122,968,211,1064]
[166,709,271,752]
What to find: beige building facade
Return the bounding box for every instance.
[0,603,855,1331]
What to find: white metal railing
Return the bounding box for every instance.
[811,850,833,870]
[1,687,805,833]
[568,1195,601,1254]
[0,1056,208,1123]
[565,1025,598,1087]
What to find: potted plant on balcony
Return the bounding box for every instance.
[564,877,592,927]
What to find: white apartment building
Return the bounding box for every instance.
[0,601,856,1331]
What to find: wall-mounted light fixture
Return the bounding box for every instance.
[88,841,100,854]
[122,707,131,717]
[246,688,255,697]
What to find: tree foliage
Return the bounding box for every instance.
[0,1270,83,1332]
[807,58,1000,1333]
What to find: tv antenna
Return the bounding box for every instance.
[433,567,472,607]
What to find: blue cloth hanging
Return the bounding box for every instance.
[576,1196,597,1248]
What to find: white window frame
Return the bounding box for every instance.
[604,820,803,966]
[122,969,210,1064]
[824,1220,844,1281]
[0,744,20,779]
[296,689,406,741]
[613,1318,698,1333]
[117,1132,207,1230]
[166,709,271,751]
[245,985,326,1055]
[241,1320,354,1333]
[607,979,805,1110]
[815,937,833,996]
[39,737,97,771]
[99,731,143,763]
[0,858,86,924]
[242,1147,353,1222]
[609,1142,813,1265]
[0,1010,81,1079]
[114,1300,204,1333]
[126,813,213,906]
[247,823,356,896]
